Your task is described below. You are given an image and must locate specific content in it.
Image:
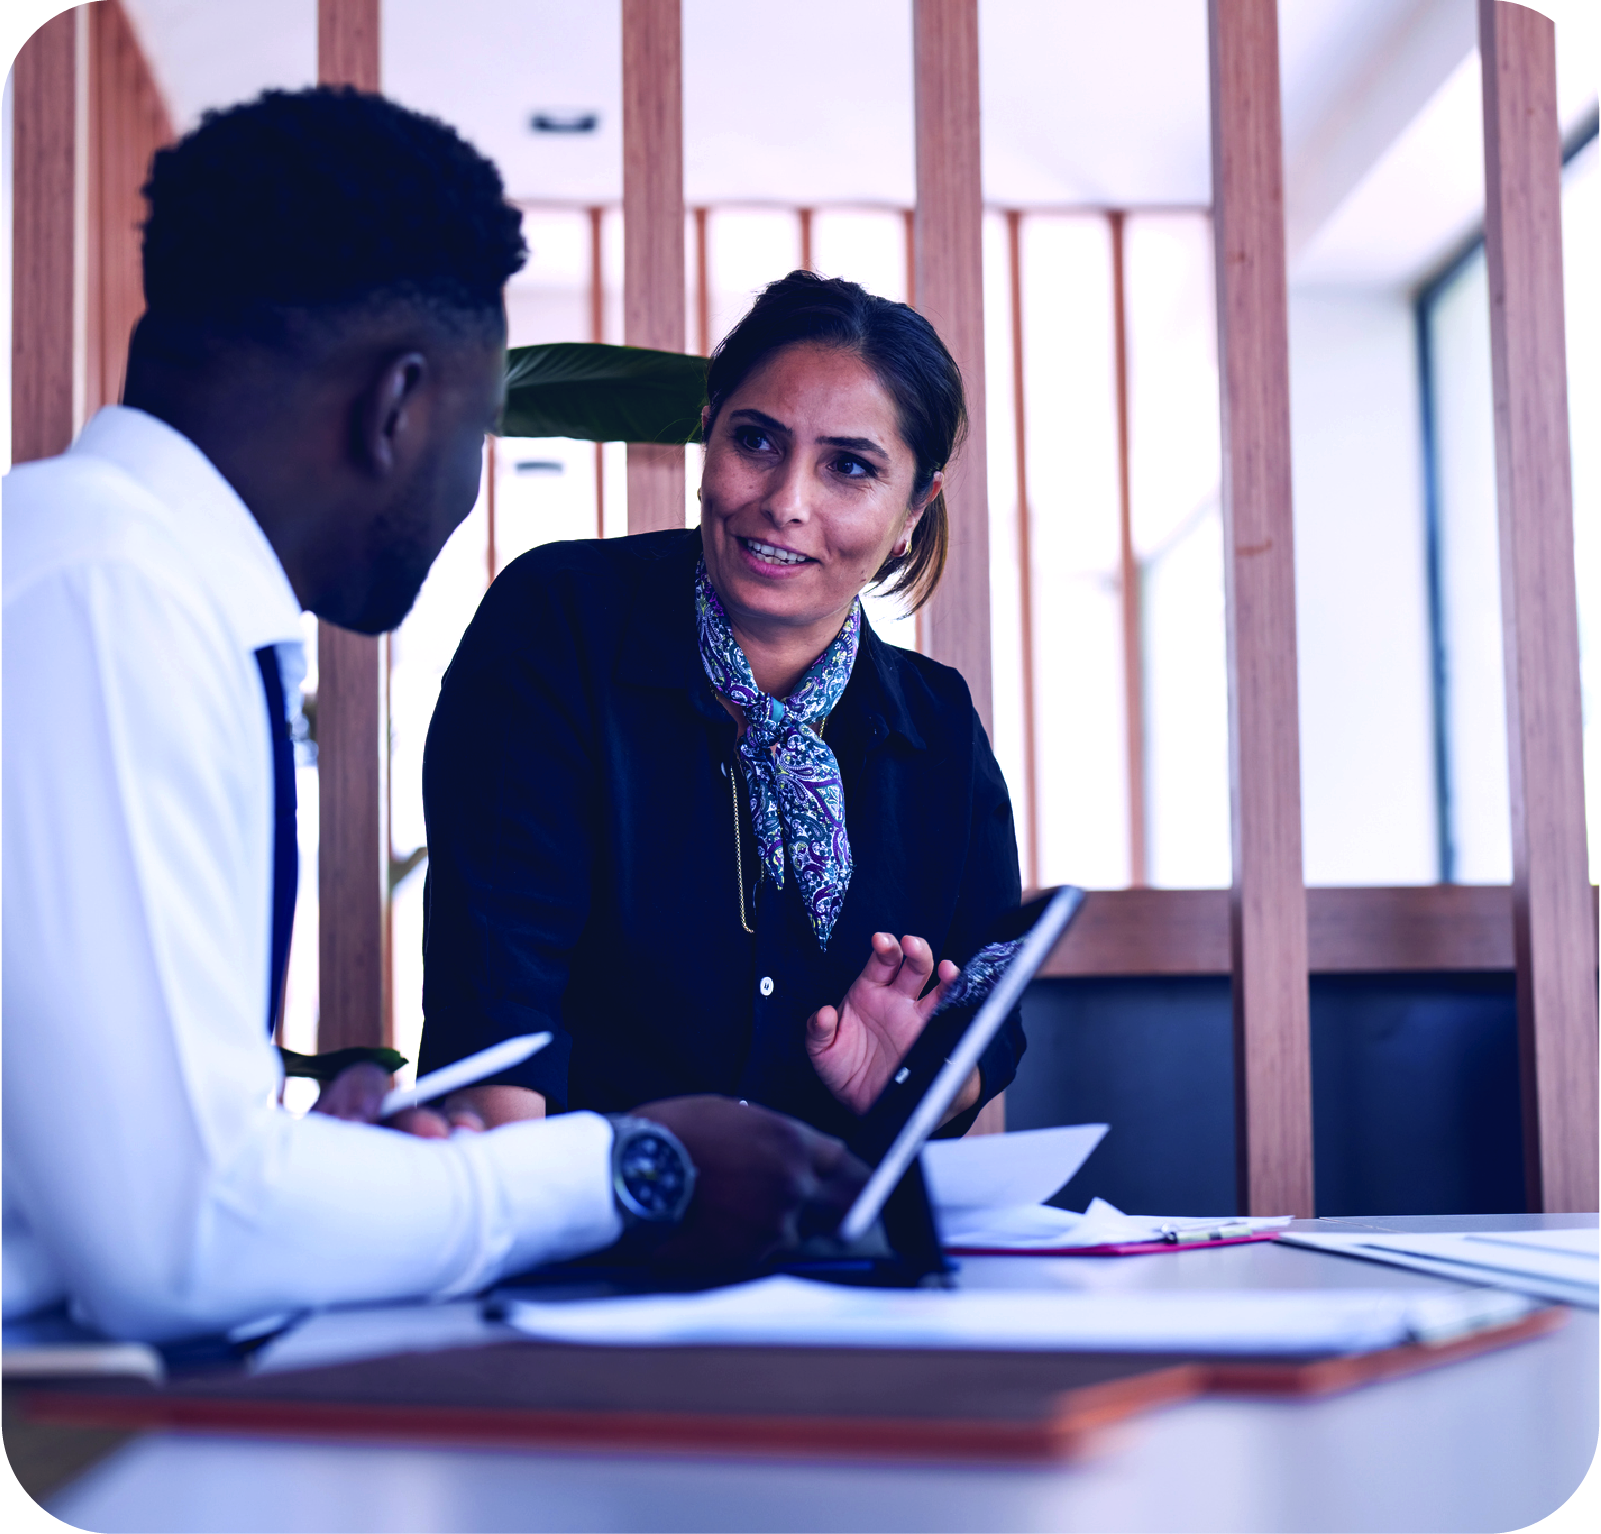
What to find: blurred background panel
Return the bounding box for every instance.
[6,3,1593,1201]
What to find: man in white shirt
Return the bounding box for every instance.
[2,88,861,1343]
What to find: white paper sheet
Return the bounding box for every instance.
[501,1274,1531,1354]
[1462,1229,1599,1258]
[939,1196,1292,1251]
[1280,1227,1599,1309]
[921,1124,1106,1211]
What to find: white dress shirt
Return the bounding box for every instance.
[2,407,620,1341]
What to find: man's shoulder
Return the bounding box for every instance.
[3,452,198,605]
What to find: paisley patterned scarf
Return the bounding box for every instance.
[694,559,861,947]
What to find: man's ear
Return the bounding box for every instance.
[358,352,428,476]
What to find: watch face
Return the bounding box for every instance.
[618,1129,691,1222]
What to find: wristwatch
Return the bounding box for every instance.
[606,1116,697,1249]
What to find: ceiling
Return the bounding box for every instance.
[119,0,1598,291]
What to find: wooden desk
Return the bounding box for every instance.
[23,1216,1598,1533]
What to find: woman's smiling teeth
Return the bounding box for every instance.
[741,537,811,566]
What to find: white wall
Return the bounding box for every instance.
[1288,288,1439,885]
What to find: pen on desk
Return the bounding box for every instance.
[380,1033,552,1118]
[1160,1222,1256,1244]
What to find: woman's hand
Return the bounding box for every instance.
[805,932,959,1113]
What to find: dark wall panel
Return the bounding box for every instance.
[1010,978,1238,1216]
[1008,973,1523,1217]
[1309,973,1523,1215]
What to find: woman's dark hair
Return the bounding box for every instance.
[704,271,966,613]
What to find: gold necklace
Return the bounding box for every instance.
[725,712,829,936]
[729,761,755,935]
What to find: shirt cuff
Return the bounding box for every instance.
[447,1111,622,1291]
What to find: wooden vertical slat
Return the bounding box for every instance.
[901,207,917,309]
[318,0,379,91]
[912,0,992,735]
[589,205,606,538]
[485,437,497,584]
[903,203,924,657]
[11,9,77,465]
[1478,0,1598,1212]
[622,0,686,534]
[798,206,814,273]
[1208,0,1314,1218]
[1004,210,1040,890]
[1110,212,1149,888]
[84,0,171,421]
[693,206,710,357]
[316,0,387,1051]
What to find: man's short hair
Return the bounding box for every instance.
[140,86,527,345]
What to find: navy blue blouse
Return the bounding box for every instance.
[417,528,1025,1141]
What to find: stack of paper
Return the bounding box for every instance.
[922,1124,1107,1212]
[501,1273,1532,1354]
[939,1198,1290,1252]
[919,1127,1287,1251]
[1279,1227,1598,1309]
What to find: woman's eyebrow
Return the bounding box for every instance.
[729,408,790,434]
[729,408,887,459]
[818,434,888,458]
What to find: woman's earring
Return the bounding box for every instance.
[696,487,703,501]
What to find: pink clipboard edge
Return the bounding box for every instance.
[945,1231,1284,1258]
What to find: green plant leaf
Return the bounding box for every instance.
[279,1046,409,1081]
[500,342,708,444]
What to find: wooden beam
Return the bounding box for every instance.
[693,206,710,357]
[318,0,379,91]
[1036,884,1599,977]
[485,437,497,585]
[1004,211,1040,889]
[10,8,76,465]
[1478,0,1599,1212]
[316,0,387,1051]
[1109,211,1148,888]
[901,206,916,310]
[912,0,993,735]
[84,1,171,421]
[1208,0,1313,1218]
[622,0,686,534]
[589,206,606,538]
[316,624,388,1052]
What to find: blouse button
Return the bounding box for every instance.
[758,976,775,997]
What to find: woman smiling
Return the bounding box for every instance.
[416,272,1024,1140]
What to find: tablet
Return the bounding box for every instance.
[837,885,1086,1243]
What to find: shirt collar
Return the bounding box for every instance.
[70,406,304,653]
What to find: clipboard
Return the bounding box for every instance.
[946,1231,1285,1258]
[13,1304,1562,1464]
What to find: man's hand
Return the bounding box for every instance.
[804,933,958,1113]
[309,1062,391,1122]
[630,1097,868,1271]
[310,1063,484,1138]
